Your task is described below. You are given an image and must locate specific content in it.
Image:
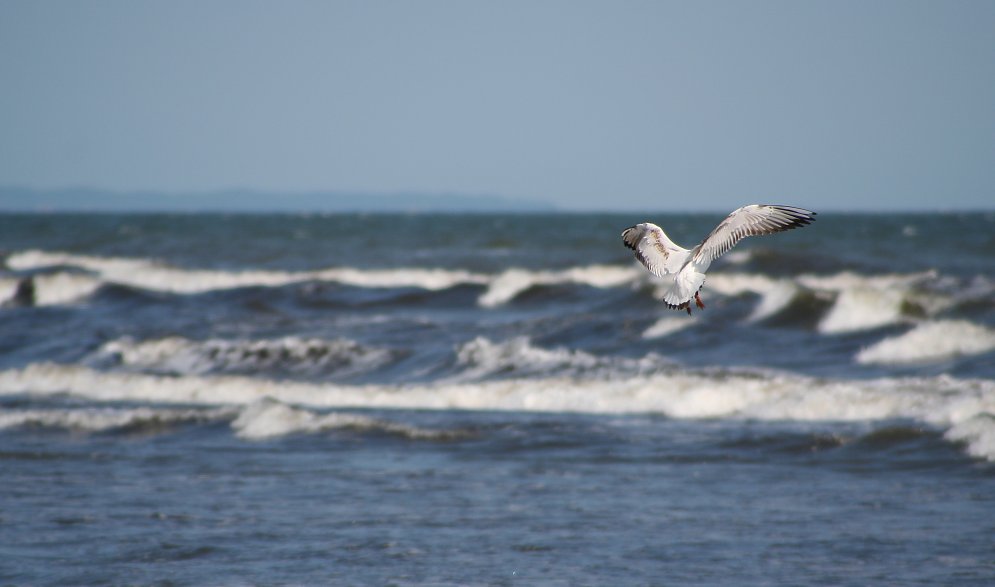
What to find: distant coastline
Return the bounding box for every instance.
[0,186,556,214]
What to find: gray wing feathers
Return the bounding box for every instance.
[692,205,815,264]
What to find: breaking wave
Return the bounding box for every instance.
[945,414,995,461]
[797,272,951,334]
[3,249,640,308]
[0,272,102,306]
[452,336,672,380]
[704,273,803,322]
[856,320,995,365]
[0,399,458,441]
[4,251,992,339]
[91,336,400,378]
[477,265,636,307]
[642,316,695,339]
[653,270,962,333]
[1,361,993,459]
[231,398,465,440]
[4,249,488,297]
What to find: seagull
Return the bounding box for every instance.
[621,204,816,314]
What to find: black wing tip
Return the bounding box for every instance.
[762,204,817,228]
[764,204,816,217]
[621,225,640,250]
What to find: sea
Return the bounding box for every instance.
[1,211,993,586]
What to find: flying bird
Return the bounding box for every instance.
[622,204,816,314]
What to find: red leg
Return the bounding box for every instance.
[695,291,705,310]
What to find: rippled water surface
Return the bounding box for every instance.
[2,212,993,585]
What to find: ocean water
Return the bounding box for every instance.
[1,211,993,586]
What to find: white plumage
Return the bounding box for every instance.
[622,204,816,313]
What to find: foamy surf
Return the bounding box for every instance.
[231,398,465,440]
[945,414,995,461]
[0,272,102,306]
[798,271,949,334]
[477,265,638,307]
[452,336,672,380]
[5,249,644,308]
[5,249,489,301]
[654,270,954,330]
[6,211,994,585]
[0,399,457,441]
[92,335,400,377]
[642,316,694,339]
[704,273,802,321]
[1,250,974,331]
[1,362,993,459]
[0,277,18,304]
[856,320,995,365]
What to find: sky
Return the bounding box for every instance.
[1,0,993,212]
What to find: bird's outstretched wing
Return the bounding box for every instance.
[692,205,815,265]
[621,222,689,277]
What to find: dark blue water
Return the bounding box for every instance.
[1,212,994,585]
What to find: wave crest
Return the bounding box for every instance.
[3,362,993,459]
[5,250,642,309]
[798,272,948,334]
[453,336,671,380]
[5,250,488,301]
[478,265,637,307]
[231,398,465,440]
[4,251,989,340]
[856,321,995,365]
[93,336,399,378]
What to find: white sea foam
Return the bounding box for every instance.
[856,320,995,365]
[6,250,489,300]
[452,336,671,380]
[231,398,458,440]
[315,266,488,291]
[705,273,783,297]
[477,265,637,307]
[796,271,935,293]
[0,398,449,441]
[0,277,20,304]
[455,336,598,377]
[7,251,302,297]
[2,363,993,458]
[1,251,977,335]
[31,273,103,305]
[8,250,643,308]
[642,317,694,339]
[797,271,949,334]
[647,269,955,329]
[817,285,909,334]
[945,414,995,461]
[747,281,803,322]
[0,272,102,306]
[94,336,397,376]
[705,273,801,321]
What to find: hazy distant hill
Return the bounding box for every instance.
[0,187,556,213]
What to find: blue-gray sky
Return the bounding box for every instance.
[1,0,993,211]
